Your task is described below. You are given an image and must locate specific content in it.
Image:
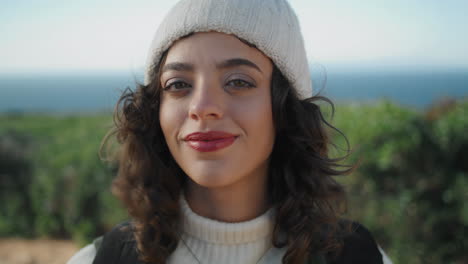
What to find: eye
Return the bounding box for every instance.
[225,79,255,89]
[163,80,191,91]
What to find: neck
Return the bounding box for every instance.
[185,170,269,222]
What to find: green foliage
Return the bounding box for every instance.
[0,130,35,236]
[330,99,468,264]
[0,114,126,245]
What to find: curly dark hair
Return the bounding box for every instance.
[103,48,354,263]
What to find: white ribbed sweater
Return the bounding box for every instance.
[67,196,393,264]
[67,196,287,264]
[168,197,285,264]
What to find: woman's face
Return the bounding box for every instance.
[159,32,275,190]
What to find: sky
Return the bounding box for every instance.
[1,0,468,74]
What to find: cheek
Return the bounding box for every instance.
[235,94,275,144]
[159,100,185,143]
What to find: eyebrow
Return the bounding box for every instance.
[161,62,194,73]
[217,58,263,73]
[161,58,262,74]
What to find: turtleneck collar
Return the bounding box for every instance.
[180,194,275,245]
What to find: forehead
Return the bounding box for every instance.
[163,32,272,69]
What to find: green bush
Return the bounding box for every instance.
[0,114,126,244]
[0,130,35,236]
[332,99,468,264]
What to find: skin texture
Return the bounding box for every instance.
[159,32,275,222]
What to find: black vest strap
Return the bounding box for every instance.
[92,220,382,264]
[92,221,144,264]
[326,221,383,264]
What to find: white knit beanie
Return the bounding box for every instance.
[144,0,312,99]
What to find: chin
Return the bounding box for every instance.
[179,158,238,187]
[188,171,239,189]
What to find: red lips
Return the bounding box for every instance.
[184,131,237,152]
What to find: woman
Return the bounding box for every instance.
[68,0,392,263]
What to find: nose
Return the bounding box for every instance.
[188,81,224,121]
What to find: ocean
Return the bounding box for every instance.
[1,69,467,113]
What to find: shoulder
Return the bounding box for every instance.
[324,220,384,264]
[98,221,135,246]
[67,221,136,264]
[67,243,97,264]
[92,221,141,264]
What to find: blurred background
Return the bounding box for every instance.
[1,0,467,263]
